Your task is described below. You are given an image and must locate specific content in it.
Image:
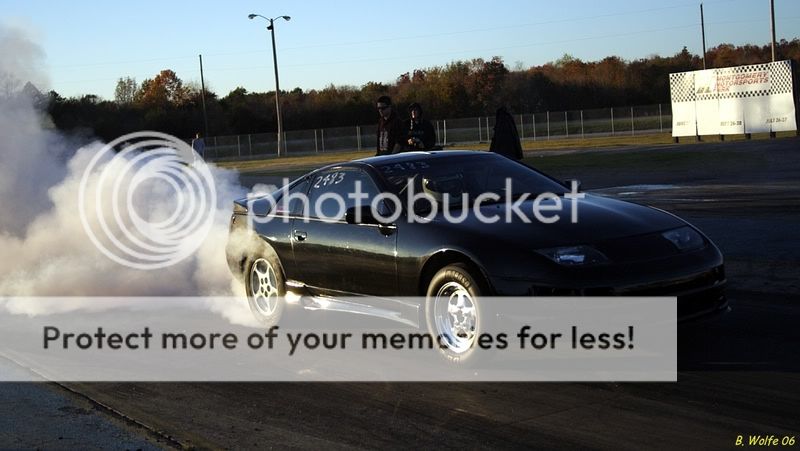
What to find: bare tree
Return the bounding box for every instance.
[114,76,137,104]
[0,71,21,99]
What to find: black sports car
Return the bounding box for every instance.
[226,151,726,356]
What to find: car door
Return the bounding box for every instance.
[291,167,398,296]
[271,177,311,280]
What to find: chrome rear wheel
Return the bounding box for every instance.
[249,257,280,317]
[245,249,286,327]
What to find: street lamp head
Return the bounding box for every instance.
[249,14,290,25]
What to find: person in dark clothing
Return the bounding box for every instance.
[401,102,436,150]
[191,132,205,159]
[375,95,403,156]
[402,102,437,151]
[489,106,523,160]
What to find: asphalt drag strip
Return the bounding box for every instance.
[7,138,800,449]
[0,356,168,449]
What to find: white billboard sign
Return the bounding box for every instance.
[670,60,797,137]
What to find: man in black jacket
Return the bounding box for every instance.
[402,102,437,151]
[375,96,402,156]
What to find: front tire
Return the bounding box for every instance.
[245,249,286,327]
[425,264,486,364]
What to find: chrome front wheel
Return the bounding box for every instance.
[433,281,478,354]
[425,263,485,364]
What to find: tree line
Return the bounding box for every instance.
[42,40,800,141]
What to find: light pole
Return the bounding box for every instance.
[249,13,290,156]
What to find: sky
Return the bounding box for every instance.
[2,0,799,100]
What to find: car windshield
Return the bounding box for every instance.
[373,154,567,205]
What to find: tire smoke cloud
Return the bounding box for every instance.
[0,24,260,325]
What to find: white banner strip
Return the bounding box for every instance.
[0,296,677,382]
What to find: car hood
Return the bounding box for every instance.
[431,194,685,247]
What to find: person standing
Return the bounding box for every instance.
[489,107,523,160]
[403,102,437,151]
[191,132,206,160]
[375,96,402,156]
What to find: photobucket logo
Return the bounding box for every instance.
[78,131,216,270]
[248,178,583,226]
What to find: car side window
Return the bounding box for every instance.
[307,168,382,220]
[273,178,310,216]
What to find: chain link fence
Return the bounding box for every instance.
[202,103,672,161]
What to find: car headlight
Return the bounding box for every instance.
[536,245,608,266]
[661,226,705,252]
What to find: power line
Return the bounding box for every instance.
[51,10,799,93]
[205,17,799,71]
[46,0,739,70]
[278,1,737,52]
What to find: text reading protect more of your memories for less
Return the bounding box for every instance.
[43,325,635,356]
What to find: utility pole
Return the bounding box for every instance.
[770,0,777,139]
[770,0,777,62]
[198,54,209,139]
[700,3,707,69]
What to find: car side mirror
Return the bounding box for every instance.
[345,206,381,225]
[563,179,581,192]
